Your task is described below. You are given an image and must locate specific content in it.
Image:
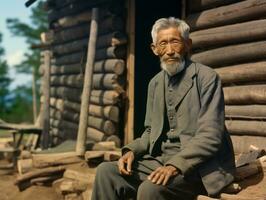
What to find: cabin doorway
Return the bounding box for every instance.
[134,0,182,138]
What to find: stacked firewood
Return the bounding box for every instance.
[186,0,266,153]
[42,0,126,146]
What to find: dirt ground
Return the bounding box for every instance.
[0,171,62,200]
[0,169,266,200]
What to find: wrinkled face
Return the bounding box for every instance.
[151,27,188,63]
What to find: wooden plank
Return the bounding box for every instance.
[225,105,266,120]
[215,61,266,84]
[124,0,135,145]
[76,8,99,155]
[191,41,266,67]
[191,19,266,49]
[41,51,52,149]
[188,0,240,13]
[226,120,266,137]
[223,85,266,105]
[186,0,266,31]
[231,135,266,153]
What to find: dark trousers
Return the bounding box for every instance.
[91,156,206,200]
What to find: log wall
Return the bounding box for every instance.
[187,0,266,152]
[41,0,126,147]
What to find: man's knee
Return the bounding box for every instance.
[95,162,119,180]
[137,180,165,199]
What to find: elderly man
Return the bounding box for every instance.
[91,17,235,200]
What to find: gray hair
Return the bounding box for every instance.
[151,17,190,44]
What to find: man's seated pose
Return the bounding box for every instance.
[91,17,236,200]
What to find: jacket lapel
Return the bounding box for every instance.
[152,71,165,138]
[173,61,196,108]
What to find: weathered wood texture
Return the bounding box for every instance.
[52,32,127,54]
[50,87,120,105]
[52,46,126,65]
[226,120,266,137]
[187,0,266,31]
[52,17,124,44]
[223,85,266,105]
[51,59,125,75]
[50,101,119,122]
[191,41,266,67]
[225,105,266,120]
[191,19,266,49]
[188,0,240,13]
[48,0,123,23]
[50,74,125,91]
[215,62,266,84]
[231,135,266,153]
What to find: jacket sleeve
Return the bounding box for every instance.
[165,72,225,175]
[122,80,154,158]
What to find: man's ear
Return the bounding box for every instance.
[150,43,159,56]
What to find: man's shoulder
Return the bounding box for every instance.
[191,60,219,82]
[148,70,164,87]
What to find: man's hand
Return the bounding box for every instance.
[118,151,135,175]
[148,166,179,186]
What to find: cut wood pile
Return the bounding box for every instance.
[186,0,266,153]
[40,0,127,147]
[14,141,121,200]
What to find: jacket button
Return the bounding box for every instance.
[170,116,173,120]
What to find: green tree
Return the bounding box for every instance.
[6,1,48,122]
[0,32,11,117]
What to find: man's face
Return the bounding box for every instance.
[152,27,187,62]
[151,27,191,75]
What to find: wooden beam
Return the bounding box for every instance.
[41,51,52,149]
[124,0,135,145]
[76,8,99,156]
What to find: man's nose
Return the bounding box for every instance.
[165,43,175,55]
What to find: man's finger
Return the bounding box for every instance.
[156,174,165,185]
[151,172,161,183]
[126,157,133,173]
[162,174,171,186]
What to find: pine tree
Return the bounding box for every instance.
[0,32,11,117]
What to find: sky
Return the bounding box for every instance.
[0,0,33,89]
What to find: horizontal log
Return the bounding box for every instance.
[52,32,127,54]
[52,46,126,65]
[225,105,266,120]
[192,41,266,67]
[50,98,119,122]
[191,19,266,49]
[186,0,266,31]
[223,85,266,105]
[50,115,117,135]
[231,135,266,153]
[48,0,123,23]
[188,0,240,13]
[226,120,266,137]
[52,17,124,44]
[215,61,266,84]
[50,73,125,91]
[63,168,96,185]
[32,152,82,168]
[14,166,66,185]
[51,59,125,75]
[87,127,105,142]
[50,87,120,105]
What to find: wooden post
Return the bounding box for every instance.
[124,0,135,145]
[76,8,99,156]
[32,67,37,123]
[41,51,51,149]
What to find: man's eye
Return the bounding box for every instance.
[159,42,167,47]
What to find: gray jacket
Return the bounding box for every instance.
[124,60,236,196]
